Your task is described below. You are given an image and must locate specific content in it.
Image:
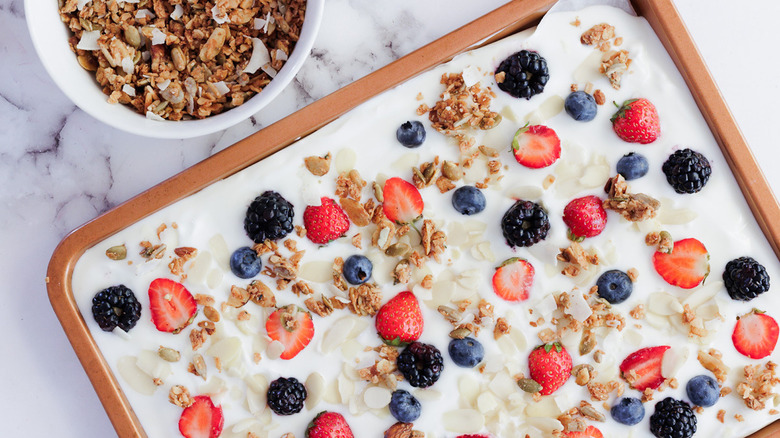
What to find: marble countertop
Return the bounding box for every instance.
[2,0,779,435]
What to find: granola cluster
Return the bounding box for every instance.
[59,0,306,119]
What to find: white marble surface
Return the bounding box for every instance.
[1,0,779,436]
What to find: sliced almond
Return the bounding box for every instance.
[305,372,325,410]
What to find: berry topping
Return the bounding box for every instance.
[495,50,549,99]
[91,284,142,332]
[396,121,426,148]
[375,291,424,345]
[732,309,779,359]
[723,256,770,301]
[305,411,354,438]
[492,257,534,302]
[266,305,315,360]
[267,377,307,415]
[397,342,444,388]
[148,278,197,333]
[528,342,572,395]
[652,237,710,289]
[649,397,697,438]
[610,98,660,144]
[511,124,561,169]
[619,346,670,391]
[662,148,712,194]
[563,426,603,438]
[452,185,486,215]
[595,269,633,304]
[382,177,424,224]
[610,397,645,425]
[229,246,262,279]
[178,395,224,438]
[562,195,607,240]
[616,152,649,180]
[501,200,550,248]
[686,375,720,407]
[303,197,350,244]
[244,190,295,243]
[342,255,373,285]
[564,91,597,122]
[448,337,485,368]
[388,389,422,423]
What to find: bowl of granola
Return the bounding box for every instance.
[26,0,323,139]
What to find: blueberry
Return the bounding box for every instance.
[230,247,262,279]
[389,389,421,422]
[448,337,484,368]
[396,121,426,147]
[596,269,633,304]
[452,186,486,215]
[564,91,597,122]
[616,152,649,180]
[343,255,373,285]
[686,375,719,407]
[611,397,645,425]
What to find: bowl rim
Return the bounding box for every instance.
[25,0,325,139]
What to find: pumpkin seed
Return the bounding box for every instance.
[441,160,462,181]
[124,25,141,48]
[579,330,596,355]
[517,378,542,394]
[192,354,207,380]
[385,243,410,257]
[449,327,471,339]
[105,244,127,260]
[158,347,181,362]
[373,182,384,202]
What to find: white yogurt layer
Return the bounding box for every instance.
[72,5,780,438]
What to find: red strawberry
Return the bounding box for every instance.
[375,291,423,345]
[306,411,354,438]
[528,342,572,395]
[562,195,607,240]
[266,305,315,360]
[565,426,604,438]
[382,177,424,224]
[619,346,670,391]
[148,278,197,333]
[178,395,224,438]
[611,98,660,144]
[492,257,534,302]
[652,238,710,289]
[511,124,561,169]
[304,197,350,244]
[732,309,779,359]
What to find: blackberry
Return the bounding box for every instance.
[495,50,550,99]
[397,342,444,388]
[501,200,550,248]
[244,191,295,243]
[91,285,142,332]
[662,148,712,194]
[649,397,697,438]
[723,256,770,301]
[266,377,307,415]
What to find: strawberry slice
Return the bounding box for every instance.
[382,177,424,224]
[492,257,534,302]
[266,305,315,360]
[178,395,224,438]
[652,238,710,289]
[619,346,670,391]
[148,278,198,333]
[732,309,779,359]
[511,124,561,169]
[564,426,603,438]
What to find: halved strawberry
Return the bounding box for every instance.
[266,305,315,360]
[565,426,603,438]
[732,309,779,359]
[492,257,534,302]
[178,395,224,438]
[375,291,424,345]
[382,177,424,224]
[306,411,354,438]
[619,346,670,391]
[652,238,709,289]
[511,124,561,169]
[562,195,607,240]
[148,278,198,333]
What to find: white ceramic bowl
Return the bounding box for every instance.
[26,0,324,139]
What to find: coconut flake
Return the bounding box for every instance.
[77,0,91,10]
[566,290,593,322]
[275,49,288,62]
[170,4,184,20]
[243,38,271,74]
[462,65,482,87]
[135,9,155,20]
[151,28,167,45]
[211,5,230,24]
[261,64,277,78]
[146,111,165,121]
[122,84,136,97]
[121,56,134,75]
[213,81,230,97]
[76,30,101,51]
[157,79,171,91]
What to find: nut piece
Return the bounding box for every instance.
[304,153,331,176]
[384,422,423,438]
[169,385,193,407]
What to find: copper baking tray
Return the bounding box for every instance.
[46,0,780,436]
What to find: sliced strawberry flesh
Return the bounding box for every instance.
[733,311,779,359]
[148,278,197,333]
[492,258,534,302]
[619,346,670,391]
[512,125,561,169]
[565,426,603,438]
[652,238,709,289]
[266,305,315,360]
[178,395,224,438]
[382,177,424,223]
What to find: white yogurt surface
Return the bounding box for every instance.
[72,6,780,437]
